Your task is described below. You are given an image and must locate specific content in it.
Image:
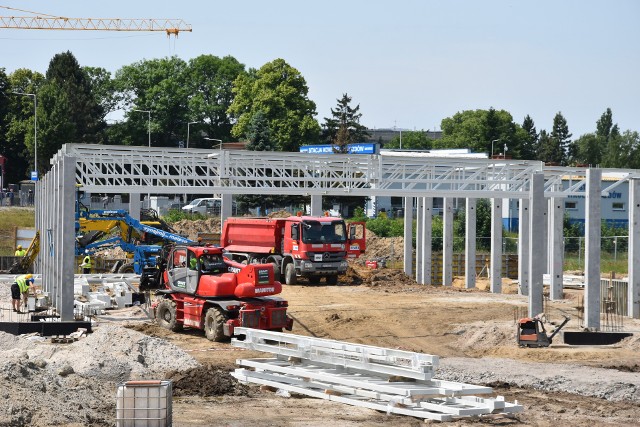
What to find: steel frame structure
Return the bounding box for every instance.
[38,144,640,326]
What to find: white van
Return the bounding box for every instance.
[182,198,221,215]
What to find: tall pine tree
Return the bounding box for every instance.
[322,93,370,153]
[521,115,538,160]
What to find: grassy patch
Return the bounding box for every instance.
[0,208,35,256]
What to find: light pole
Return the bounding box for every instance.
[133,109,151,147]
[186,121,198,149]
[204,137,223,149]
[13,92,37,178]
[491,139,500,158]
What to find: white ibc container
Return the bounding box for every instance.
[116,380,172,427]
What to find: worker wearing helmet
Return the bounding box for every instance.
[80,252,92,274]
[11,274,34,313]
[14,245,26,257]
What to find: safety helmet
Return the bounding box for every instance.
[24,274,33,279]
[17,245,22,249]
[85,250,89,254]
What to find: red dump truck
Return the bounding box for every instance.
[221,215,366,285]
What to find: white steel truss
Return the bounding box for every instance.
[231,328,523,422]
[59,144,640,198]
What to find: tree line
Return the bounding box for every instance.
[1,50,638,186]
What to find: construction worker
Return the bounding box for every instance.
[11,274,34,313]
[14,245,26,257]
[80,251,92,274]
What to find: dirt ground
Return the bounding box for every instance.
[119,263,640,426]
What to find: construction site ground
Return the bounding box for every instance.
[1,264,639,426]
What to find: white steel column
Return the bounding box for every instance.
[421,198,432,285]
[629,178,640,318]
[549,197,564,300]
[415,197,423,284]
[310,194,323,217]
[442,197,454,286]
[60,156,76,321]
[403,197,414,277]
[490,198,502,293]
[584,169,602,330]
[465,198,476,289]
[129,196,141,220]
[221,193,233,231]
[518,198,530,295]
[528,173,545,317]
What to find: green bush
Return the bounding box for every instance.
[163,209,207,223]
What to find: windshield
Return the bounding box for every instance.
[301,220,346,244]
[199,253,227,274]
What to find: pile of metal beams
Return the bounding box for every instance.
[231,328,523,422]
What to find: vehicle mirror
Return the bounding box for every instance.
[349,224,357,239]
[291,224,299,240]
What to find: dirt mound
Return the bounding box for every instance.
[361,235,405,262]
[452,321,516,354]
[167,364,248,397]
[267,210,293,218]
[171,218,221,240]
[619,333,640,351]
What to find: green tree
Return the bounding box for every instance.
[384,130,434,150]
[3,68,45,181]
[186,55,245,146]
[572,133,601,166]
[321,93,370,152]
[439,108,526,157]
[549,112,572,165]
[45,52,105,146]
[34,83,75,173]
[115,56,189,147]
[520,115,538,160]
[229,59,320,151]
[245,110,274,151]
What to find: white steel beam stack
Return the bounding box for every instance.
[231,328,523,422]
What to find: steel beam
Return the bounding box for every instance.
[584,169,602,330]
[528,173,545,317]
[549,197,564,300]
[629,179,640,318]
[421,197,432,285]
[490,198,502,293]
[465,198,476,289]
[443,197,453,286]
[415,197,423,284]
[404,197,414,277]
[518,198,530,295]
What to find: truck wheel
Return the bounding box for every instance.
[156,299,182,332]
[326,275,338,286]
[285,263,297,286]
[308,275,321,285]
[118,263,135,274]
[204,307,228,342]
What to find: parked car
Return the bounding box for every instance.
[182,198,221,215]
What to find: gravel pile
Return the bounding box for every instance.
[436,357,640,402]
[0,324,200,427]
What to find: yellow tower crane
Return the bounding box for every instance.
[0,5,192,36]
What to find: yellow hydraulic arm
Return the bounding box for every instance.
[0,6,192,36]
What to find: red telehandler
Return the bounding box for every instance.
[152,244,293,341]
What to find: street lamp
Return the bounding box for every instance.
[132,109,151,147]
[186,121,198,149]
[204,137,223,149]
[13,92,37,178]
[491,139,500,158]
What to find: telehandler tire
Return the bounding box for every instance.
[118,263,135,274]
[156,299,182,332]
[204,307,228,342]
[285,263,297,286]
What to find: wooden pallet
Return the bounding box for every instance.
[50,335,77,344]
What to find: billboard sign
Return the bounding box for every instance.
[300,143,377,155]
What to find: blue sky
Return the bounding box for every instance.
[1,0,638,137]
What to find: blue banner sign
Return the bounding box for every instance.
[300,143,377,155]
